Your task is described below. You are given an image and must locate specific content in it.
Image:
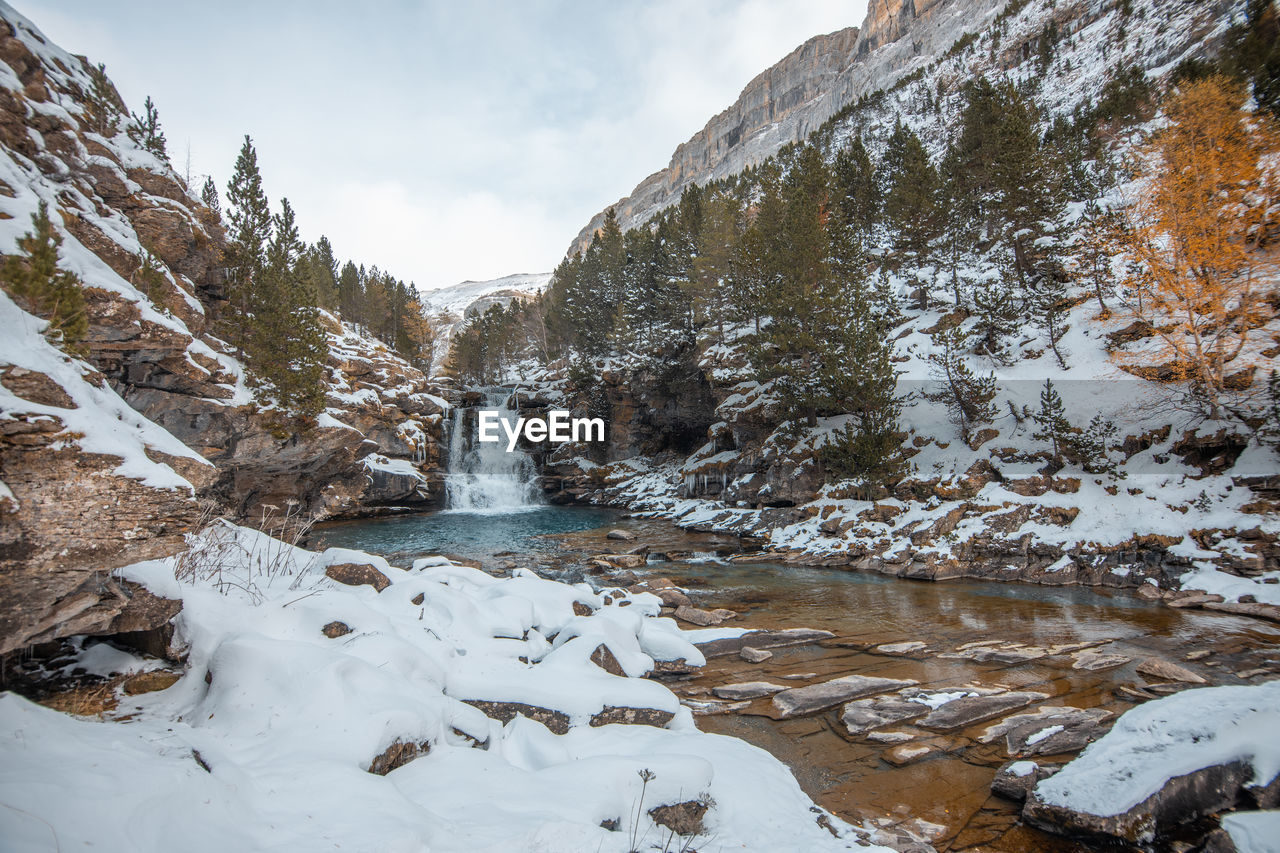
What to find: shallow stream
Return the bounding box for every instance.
[311,507,1280,852]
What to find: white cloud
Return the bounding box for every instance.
[16,0,865,291]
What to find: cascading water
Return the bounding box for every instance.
[445,388,544,511]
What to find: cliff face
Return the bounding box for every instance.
[569,0,1006,254]
[0,3,448,653]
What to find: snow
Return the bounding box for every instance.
[911,690,977,710]
[1179,563,1280,607]
[1025,725,1064,746]
[1008,760,1037,777]
[1221,810,1280,853]
[363,452,426,481]
[0,525,882,852]
[1035,682,1280,817]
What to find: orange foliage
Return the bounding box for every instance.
[1111,76,1280,416]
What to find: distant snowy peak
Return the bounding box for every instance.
[424,272,551,321]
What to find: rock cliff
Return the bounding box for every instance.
[0,3,448,653]
[570,0,1007,254]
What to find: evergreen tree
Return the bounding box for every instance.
[201,176,222,222]
[0,201,87,350]
[249,198,328,419]
[882,124,940,277]
[924,326,998,439]
[126,95,168,161]
[832,134,879,235]
[1030,269,1071,369]
[1072,201,1116,314]
[223,135,271,349]
[1032,379,1071,461]
[84,62,121,136]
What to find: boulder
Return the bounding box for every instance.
[682,698,750,716]
[673,605,727,627]
[739,646,773,663]
[649,799,709,836]
[589,706,675,728]
[463,699,571,735]
[606,529,636,541]
[873,640,928,657]
[1072,650,1131,671]
[884,742,937,766]
[712,681,788,700]
[992,760,1059,803]
[367,739,430,775]
[589,643,626,677]
[1025,760,1267,845]
[324,563,391,592]
[322,621,352,638]
[772,674,919,719]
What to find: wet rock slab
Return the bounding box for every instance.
[917,691,1048,731]
[841,695,932,735]
[712,681,788,700]
[979,706,1112,757]
[695,627,836,658]
[771,674,919,719]
[1137,657,1207,684]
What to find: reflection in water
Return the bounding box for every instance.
[310,505,620,564]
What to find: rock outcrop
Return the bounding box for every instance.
[569,0,1007,255]
[0,6,448,654]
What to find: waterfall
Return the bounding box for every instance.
[445,388,544,512]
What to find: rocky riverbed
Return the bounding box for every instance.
[544,516,1280,851]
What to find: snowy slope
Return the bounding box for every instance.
[0,525,894,853]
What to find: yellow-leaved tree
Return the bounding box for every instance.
[1111,75,1279,419]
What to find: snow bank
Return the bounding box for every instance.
[0,525,880,852]
[1035,682,1280,816]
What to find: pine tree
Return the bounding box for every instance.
[1032,379,1071,461]
[201,176,222,222]
[248,198,328,420]
[924,326,998,439]
[127,95,168,162]
[223,135,271,349]
[832,134,879,235]
[882,125,940,278]
[0,201,87,350]
[1031,270,1071,369]
[1072,201,1116,315]
[132,250,169,310]
[84,62,121,136]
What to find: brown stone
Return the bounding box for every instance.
[322,621,352,638]
[324,563,391,592]
[367,739,429,775]
[649,799,709,836]
[590,643,625,676]
[1136,658,1207,684]
[122,670,181,695]
[572,600,593,617]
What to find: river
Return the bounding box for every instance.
[310,506,1280,851]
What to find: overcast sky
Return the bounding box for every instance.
[19,0,865,292]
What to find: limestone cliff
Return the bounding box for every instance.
[570,0,1006,254]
